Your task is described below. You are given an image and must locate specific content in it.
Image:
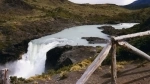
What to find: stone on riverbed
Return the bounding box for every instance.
[82,37,108,44]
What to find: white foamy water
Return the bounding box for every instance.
[0,23,138,79]
[12,42,59,78]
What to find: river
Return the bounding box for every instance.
[0,23,138,79]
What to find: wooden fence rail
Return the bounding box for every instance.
[114,30,150,41]
[76,42,112,84]
[76,30,150,84]
[118,41,150,61]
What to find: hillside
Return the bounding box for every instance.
[124,0,150,9]
[0,0,132,24]
[0,0,150,74]
[0,0,135,64]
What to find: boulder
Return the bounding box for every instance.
[45,45,72,70]
[97,26,115,30]
[98,26,119,36]
[82,37,108,44]
[45,45,97,70]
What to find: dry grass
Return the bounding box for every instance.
[27,58,93,81]
[59,71,68,80]
[70,59,92,71]
[117,61,131,71]
[29,74,51,81]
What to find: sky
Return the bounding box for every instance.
[68,0,137,5]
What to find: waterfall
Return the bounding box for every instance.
[12,41,59,78]
[1,38,74,78]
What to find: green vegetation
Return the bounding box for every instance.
[102,17,150,61]
[0,0,149,26]
[10,76,32,84]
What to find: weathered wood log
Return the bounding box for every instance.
[111,42,117,84]
[118,41,150,61]
[114,30,150,41]
[0,68,8,84]
[76,42,112,84]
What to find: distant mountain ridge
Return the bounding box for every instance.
[124,0,150,9]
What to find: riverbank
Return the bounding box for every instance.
[0,18,81,64]
[46,60,150,84]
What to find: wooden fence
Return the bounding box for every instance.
[0,68,8,84]
[76,30,150,84]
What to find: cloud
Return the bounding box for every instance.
[68,0,137,5]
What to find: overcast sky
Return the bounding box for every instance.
[68,0,137,5]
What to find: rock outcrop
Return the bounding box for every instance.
[45,45,97,70]
[82,37,108,44]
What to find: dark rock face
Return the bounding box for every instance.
[98,26,118,36]
[97,26,127,36]
[0,39,30,64]
[82,37,108,44]
[4,0,33,10]
[98,26,115,29]
[45,45,97,70]
[45,45,72,70]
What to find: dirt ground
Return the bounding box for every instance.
[40,61,150,84]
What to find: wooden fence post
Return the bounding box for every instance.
[76,42,112,84]
[111,38,117,84]
[4,69,8,84]
[0,69,8,84]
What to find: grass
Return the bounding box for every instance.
[59,71,68,80]
[29,74,51,81]
[116,61,129,72]
[70,59,92,71]
[10,76,32,84]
